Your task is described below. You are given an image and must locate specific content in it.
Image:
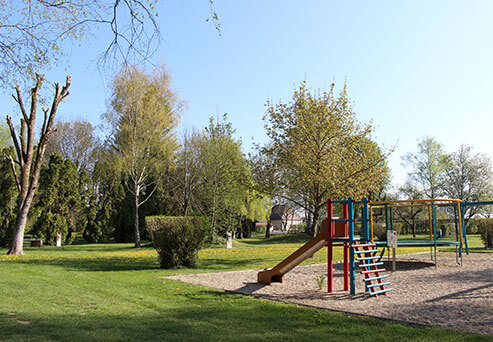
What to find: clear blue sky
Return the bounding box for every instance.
[1,0,493,187]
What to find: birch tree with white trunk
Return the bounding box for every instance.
[105,65,181,248]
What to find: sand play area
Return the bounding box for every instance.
[167,252,493,336]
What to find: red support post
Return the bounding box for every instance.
[327,199,333,293]
[342,203,349,290]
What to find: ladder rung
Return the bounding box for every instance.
[358,262,383,268]
[369,288,393,296]
[354,249,378,254]
[356,256,379,261]
[361,268,386,274]
[351,243,376,248]
[364,275,388,282]
[367,282,391,288]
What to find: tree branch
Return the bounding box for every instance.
[6,116,23,168]
[138,184,157,207]
[5,153,21,193]
[12,86,29,123]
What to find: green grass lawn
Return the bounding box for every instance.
[0,234,490,341]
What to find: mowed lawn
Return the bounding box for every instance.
[0,234,489,341]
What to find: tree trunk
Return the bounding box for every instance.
[134,185,141,248]
[311,206,321,238]
[8,204,30,255]
[6,74,71,255]
[305,209,312,234]
[265,220,271,238]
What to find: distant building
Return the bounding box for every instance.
[270,205,304,233]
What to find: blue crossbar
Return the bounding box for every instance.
[358,262,383,268]
[367,282,391,288]
[364,275,388,282]
[369,288,393,296]
[356,256,379,261]
[354,249,378,254]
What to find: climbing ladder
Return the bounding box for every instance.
[352,243,392,297]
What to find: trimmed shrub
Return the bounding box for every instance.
[372,222,388,241]
[476,218,493,249]
[146,216,208,268]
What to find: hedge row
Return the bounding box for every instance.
[475,219,493,248]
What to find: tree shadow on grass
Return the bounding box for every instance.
[6,254,267,274]
[7,256,160,272]
[238,233,311,246]
[0,292,487,342]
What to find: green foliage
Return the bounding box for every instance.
[254,81,390,235]
[315,273,326,290]
[476,219,493,248]
[83,160,125,243]
[0,122,11,149]
[146,216,208,268]
[403,137,447,199]
[198,115,253,239]
[0,147,16,246]
[0,243,484,341]
[32,154,83,245]
[237,218,256,238]
[372,222,388,241]
[105,64,181,247]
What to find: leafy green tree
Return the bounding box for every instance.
[402,137,447,199]
[83,160,125,243]
[253,81,390,236]
[105,64,181,247]
[395,182,424,237]
[0,147,17,246]
[236,189,271,238]
[442,144,493,223]
[198,115,251,241]
[32,154,83,245]
[172,129,204,216]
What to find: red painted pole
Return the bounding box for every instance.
[343,203,349,291]
[327,199,333,293]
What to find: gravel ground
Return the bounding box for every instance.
[167,252,493,336]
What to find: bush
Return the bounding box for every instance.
[476,218,493,249]
[146,216,208,268]
[236,219,255,239]
[372,222,388,241]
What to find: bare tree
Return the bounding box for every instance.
[6,74,71,255]
[0,0,220,87]
[45,119,100,172]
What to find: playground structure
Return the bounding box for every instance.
[258,197,480,297]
